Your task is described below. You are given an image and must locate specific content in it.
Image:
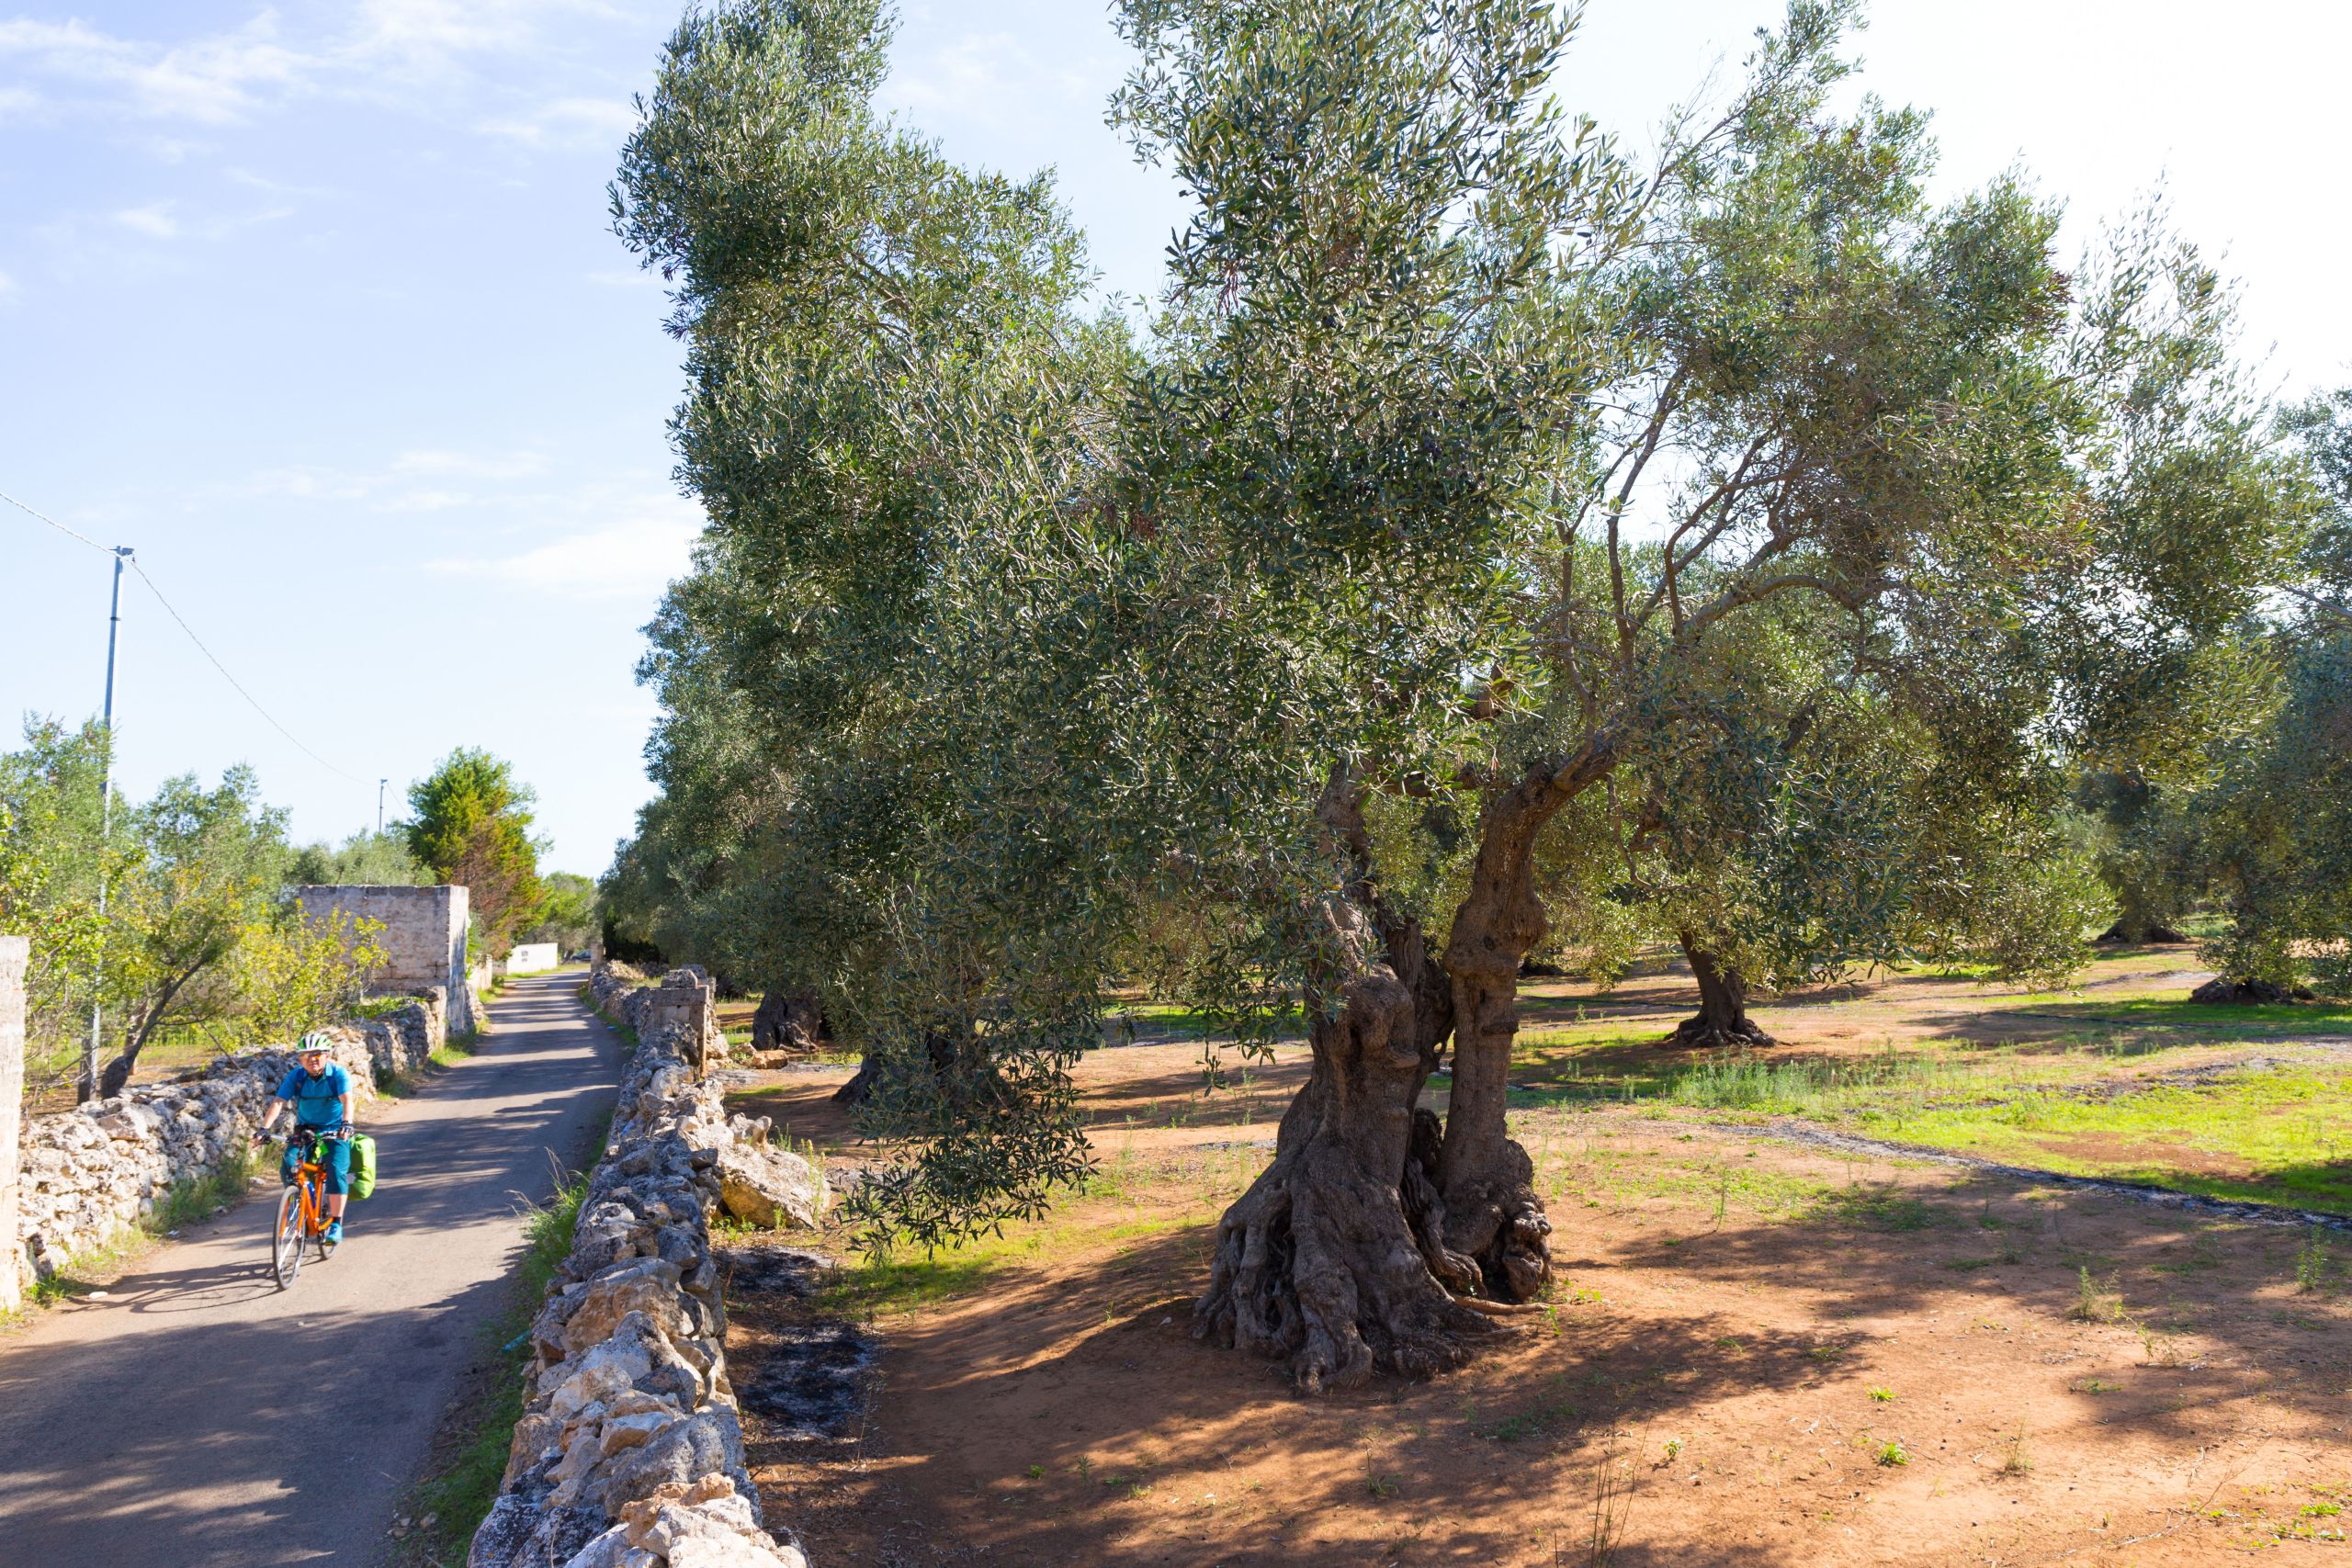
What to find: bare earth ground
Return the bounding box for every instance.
[718,951,2352,1566]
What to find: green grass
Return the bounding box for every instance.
[1878,1066,2352,1215]
[580,984,639,1050]
[1988,995,2352,1033]
[1521,1044,2352,1218]
[818,1212,1202,1320]
[1100,1000,1306,1041]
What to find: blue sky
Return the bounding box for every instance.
[4,1,2345,875]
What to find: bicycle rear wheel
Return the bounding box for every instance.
[271,1187,304,1290]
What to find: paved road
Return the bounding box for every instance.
[0,971,620,1567]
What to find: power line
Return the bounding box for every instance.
[0,486,110,554]
[125,557,370,784]
[6,481,374,787]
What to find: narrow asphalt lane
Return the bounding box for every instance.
[0,970,621,1567]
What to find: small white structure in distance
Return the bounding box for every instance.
[505,942,562,976]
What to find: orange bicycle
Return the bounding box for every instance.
[266,1126,345,1288]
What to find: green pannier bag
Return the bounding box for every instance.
[347,1133,379,1201]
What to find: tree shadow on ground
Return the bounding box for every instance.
[740,1221,1899,1568]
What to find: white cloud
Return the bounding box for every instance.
[479,94,639,149]
[115,203,179,238]
[0,269,16,299]
[389,448,548,481]
[426,513,702,602]
[0,15,311,125]
[236,446,550,512]
[0,85,35,116]
[350,0,542,62]
[0,3,639,130]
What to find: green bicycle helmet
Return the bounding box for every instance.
[297,1030,335,1057]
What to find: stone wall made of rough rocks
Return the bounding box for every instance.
[594,964,727,1071]
[12,992,448,1282]
[1,935,25,1314]
[469,964,820,1568]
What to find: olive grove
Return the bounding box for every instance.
[607,0,2305,1389]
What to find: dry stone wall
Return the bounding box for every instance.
[467,965,823,1568]
[1,935,25,1314]
[11,994,446,1282]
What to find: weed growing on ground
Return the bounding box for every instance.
[2134,1314,2187,1367]
[1876,1441,1909,1467]
[2297,1227,2333,1293]
[2001,1427,2034,1476]
[1868,1386,1894,1402]
[1583,1425,1638,1568]
[2071,1266,2124,1324]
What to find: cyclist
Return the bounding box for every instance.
[251,1032,357,1245]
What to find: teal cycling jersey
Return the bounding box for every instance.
[275,1063,351,1128]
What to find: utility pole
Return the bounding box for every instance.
[82,546,133,1103]
[378,778,387,836]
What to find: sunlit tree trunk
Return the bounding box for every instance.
[1668,931,1775,1050]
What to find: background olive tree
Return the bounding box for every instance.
[0,719,390,1103]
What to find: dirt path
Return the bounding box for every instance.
[0,970,619,1567]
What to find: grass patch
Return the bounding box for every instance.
[1868,1066,2352,1216]
[820,1209,1196,1321]
[1808,1186,1947,1233]
[2000,996,2352,1034]
[580,984,640,1050]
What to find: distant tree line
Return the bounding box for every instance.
[1,730,590,1104]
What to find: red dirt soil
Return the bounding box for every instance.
[723,1059,2350,1565]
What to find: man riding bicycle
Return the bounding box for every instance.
[251,1032,357,1245]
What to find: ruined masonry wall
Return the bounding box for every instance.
[11,995,447,1283]
[298,883,478,1037]
[466,965,809,1568]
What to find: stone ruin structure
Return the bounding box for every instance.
[297,883,481,1036]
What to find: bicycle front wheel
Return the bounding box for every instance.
[271,1187,305,1290]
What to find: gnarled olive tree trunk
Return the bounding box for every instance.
[1196,751,1612,1389]
[1191,901,1501,1391]
[1667,931,1774,1050]
[1433,776,1566,1305]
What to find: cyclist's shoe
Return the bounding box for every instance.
[324,1220,345,1245]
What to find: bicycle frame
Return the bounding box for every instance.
[269,1134,338,1290]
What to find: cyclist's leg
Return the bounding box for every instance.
[321,1139,351,1226]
